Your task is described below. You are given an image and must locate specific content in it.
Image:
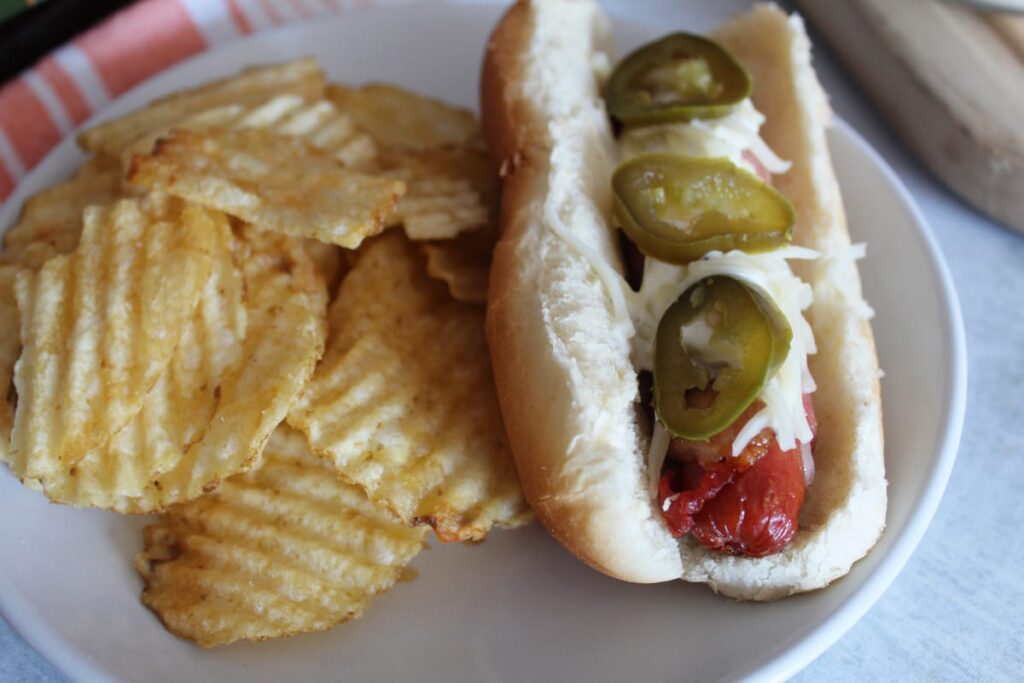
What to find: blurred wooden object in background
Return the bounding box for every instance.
[798,0,1024,233]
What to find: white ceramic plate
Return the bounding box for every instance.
[0,4,966,682]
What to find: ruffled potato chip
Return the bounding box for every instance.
[31,214,245,510]
[129,128,403,249]
[303,238,347,294]
[122,94,377,172]
[382,145,495,240]
[121,227,327,511]
[421,221,497,304]
[79,59,325,158]
[287,232,529,541]
[0,58,532,652]
[136,426,427,648]
[8,195,216,480]
[326,83,482,152]
[0,267,21,464]
[1,155,125,269]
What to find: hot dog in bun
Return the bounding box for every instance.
[482,0,886,599]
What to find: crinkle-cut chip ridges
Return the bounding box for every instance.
[327,83,484,152]
[381,146,496,240]
[7,195,217,483]
[34,215,246,510]
[421,222,497,304]
[122,94,378,172]
[79,59,325,158]
[136,426,427,648]
[0,155,126,270]
[120,227,327,512]
[287,231,530,542]
[128,128,403,249]
[0,267,21,463]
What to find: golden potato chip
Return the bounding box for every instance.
[28,215,245,510]
[7,195,216,480]
[382,146,496,240]
[287,232,529,542]
[326,83,483,152]
[421,222,497,305]
[0,242,65,274]
[122,95,377,172]
[251,98,375,167]
[1,155,124,269]
[303,238,346,294]
[0,267,21,463]
[136,426,427,648]
[79,59,325,158]
[129,128,403,249]
[121,227,327,511]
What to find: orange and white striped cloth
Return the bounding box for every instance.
[0,0,384,204]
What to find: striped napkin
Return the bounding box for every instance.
[0,0,382,205]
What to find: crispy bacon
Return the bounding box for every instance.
[659,394,817,556]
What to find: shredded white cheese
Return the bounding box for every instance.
[616,99,818,459]
[625,247,818,455]
[539,91,818,464]
[618,99,791,176]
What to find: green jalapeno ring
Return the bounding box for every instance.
[654,276,792,441]
[606,33,752,126]
[613,154,795,264]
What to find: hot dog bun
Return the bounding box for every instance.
[482,0,886,600]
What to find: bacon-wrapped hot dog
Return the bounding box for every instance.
[482,0,885,599]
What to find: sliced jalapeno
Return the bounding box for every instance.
[613,154,794,264]
[605,33,751,125]
[654,276,791,440]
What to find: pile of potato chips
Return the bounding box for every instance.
[0,58,530,648]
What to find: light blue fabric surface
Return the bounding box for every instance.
[2,1,1022,680]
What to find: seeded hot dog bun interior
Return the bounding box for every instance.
[482,0,886,599]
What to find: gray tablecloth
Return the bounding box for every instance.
[2,1,1021,681]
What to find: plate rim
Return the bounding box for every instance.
[737,118,967,683]
[0,5,968,683]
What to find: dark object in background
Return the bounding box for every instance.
[0,0,43,25]
[0,0,137,86]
